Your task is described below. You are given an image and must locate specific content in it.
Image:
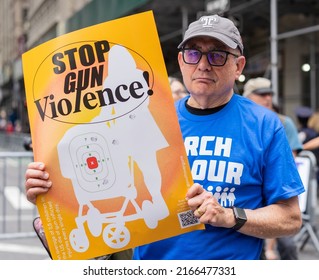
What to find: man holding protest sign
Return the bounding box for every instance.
[25,14,304,260]
[133,14,304,259]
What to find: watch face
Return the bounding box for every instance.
[235,207,247,220]
[232,207,247,231]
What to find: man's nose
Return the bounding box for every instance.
[197,54,212,70]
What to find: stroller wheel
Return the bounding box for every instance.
[69,228,89,252]
[103,224,130,249]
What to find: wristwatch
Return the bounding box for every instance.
[231,207,247,231]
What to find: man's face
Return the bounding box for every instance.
[177,36,245,101]
[247,92,273,110]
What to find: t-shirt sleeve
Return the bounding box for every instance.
[262,124,305,205]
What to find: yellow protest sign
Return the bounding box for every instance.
[22,11,203,260]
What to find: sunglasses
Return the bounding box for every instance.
[181,48,239,66]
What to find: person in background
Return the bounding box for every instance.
[295,106,317,144]
[304,137,319,150]
[308,110,319,135]
[169,76,188,101]
[25,14,304,260]
[0,109,7,131]
[243,77,302,260]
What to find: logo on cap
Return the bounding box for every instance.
[200,16,218,28]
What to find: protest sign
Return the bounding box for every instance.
[22,11,203,260]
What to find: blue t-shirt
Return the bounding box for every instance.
[133,93,304,260]
[278,114,303,152]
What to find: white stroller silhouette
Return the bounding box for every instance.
[57,45,169,253]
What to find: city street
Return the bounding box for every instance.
[0,236,49,260]
[0,132,46,259]
[1,221,319,260]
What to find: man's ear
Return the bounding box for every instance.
[178,51,183,67]
[235,56,246,79]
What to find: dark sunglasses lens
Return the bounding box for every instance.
[184,49,201,64]
[207,52,226,66]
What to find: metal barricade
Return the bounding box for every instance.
[294,150,319,254]
[0,151,37,239]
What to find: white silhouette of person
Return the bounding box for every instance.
[97,45,170,220]
[207,185,214,194]
[213,186,222,201]
[220,187,229,207]
[228,187,236,206]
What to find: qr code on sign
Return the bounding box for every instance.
[178,210,200,228]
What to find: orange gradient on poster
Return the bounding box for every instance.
[22,11,203,260]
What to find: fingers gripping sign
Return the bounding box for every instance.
[25,162,52,204]
[186,183,233,227]
[186,183,211,217]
